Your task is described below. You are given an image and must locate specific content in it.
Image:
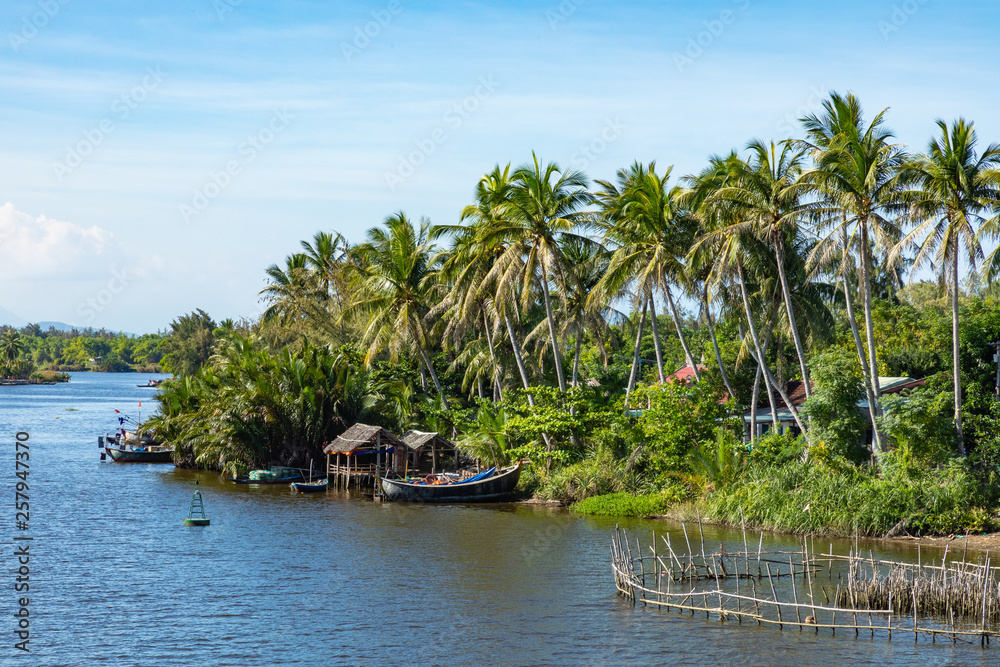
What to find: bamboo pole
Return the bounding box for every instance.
[789,555,802,628]
[766,563,783,629]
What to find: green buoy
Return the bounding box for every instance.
[184,481,210,526]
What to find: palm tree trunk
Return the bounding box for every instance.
[572,325,582,387]
[742,325,778,436]
[417,347,443,394]
[702,285,736,398]
[504,313,554,450]
[841,223,884,453]
[482,310,502,401]
[505,315,532,396]
[663,285,701,381]
[952,248,965,455]
[775,239,811,397]
[738,264,808,438]
[539,262,566,392]
[595,327,610,369]
[750,356,761,444]
[623,295,648,414]
[648,292,666,382]
[858,221,883,409]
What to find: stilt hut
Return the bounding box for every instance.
[400,430,459,476]
[324,424,404,489]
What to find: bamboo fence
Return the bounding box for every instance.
[611,521,1000,647]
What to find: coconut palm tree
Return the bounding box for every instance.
[442,164,536,398]
[591,162,702,409]
[797,91,907,452]
[482,153,591,392]
[259,253,311,325]
[688,154,810,439]
[348,212,444,394]
[533,235,616,388]
[0,330,27,377]
[699,139,815,397]
[895,118,1000,455]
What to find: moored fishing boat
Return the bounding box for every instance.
[230,467,304,484]
[104,431,173,463]
[291,478,329,492]
[290,460,327,492]
[380,461,521,502]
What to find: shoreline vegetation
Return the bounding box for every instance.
[0,325,166,378]
[22,91,1000,540]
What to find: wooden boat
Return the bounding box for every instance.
[380,462,521,503]
[230,467,304,484]
[291,478,329,493]
[104,432,173,463]
[230,473,303,484]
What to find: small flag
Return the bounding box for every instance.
[139,400,142,408]
[115,409,121,413]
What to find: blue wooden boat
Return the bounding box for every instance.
[291,478,329,493]
[380,462,521,503]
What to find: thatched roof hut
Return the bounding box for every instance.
[400,430,457,475]
[401,430,454,452]
[323,424,404,455]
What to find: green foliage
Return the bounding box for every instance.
[879,384,957,464]
[747,431,804,467]
[799,348,868,460]
[965,400,1000,489]
[456,400,512,467]
[146,334,386,476]
[706,456,994,536]
[686,428,748,491]
[572,491,685,517]
[632,379,737,481]
[159,309,217,377]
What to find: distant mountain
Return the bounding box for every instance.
[35,321,78,332]
[0,306,84,333]
[0,305,28,328]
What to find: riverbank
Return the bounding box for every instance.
[885,531,1000,553]
[646,503,1000,554]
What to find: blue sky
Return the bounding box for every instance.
[1,0,999,333]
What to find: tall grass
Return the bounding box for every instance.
[705,455,995,536]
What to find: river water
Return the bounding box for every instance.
[1,372,995,666]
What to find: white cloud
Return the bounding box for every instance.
[0,202,128,278]
[0,202,162,281]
